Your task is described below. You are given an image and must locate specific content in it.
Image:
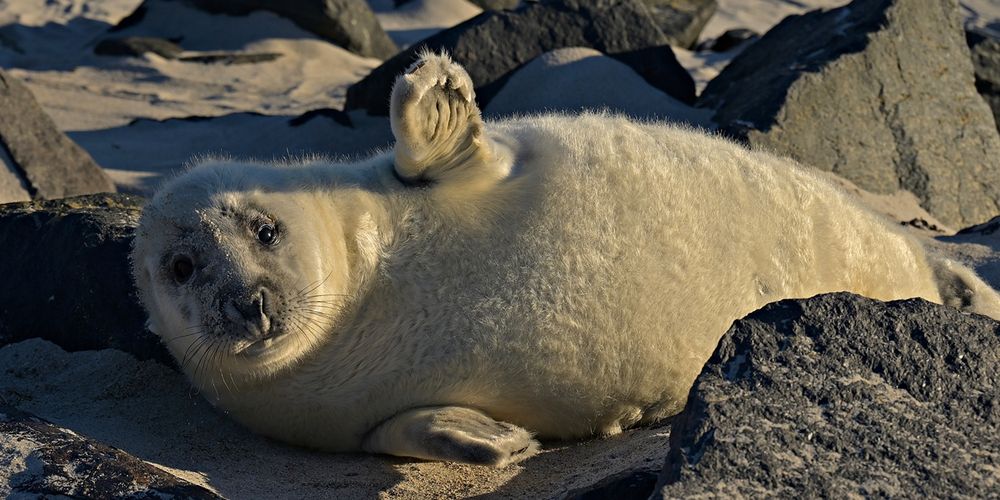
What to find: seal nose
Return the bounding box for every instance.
[224,287,272,337]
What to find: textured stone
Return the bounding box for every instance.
[0,194,170,365]
[0,70,115,201]
[94,36,183,58]
[345,0,695,115]
[655,293,1000,498]
[967,29,1000,131]
[699,0,1000,227]
[484,47,711,124]
[643,0,717,48]
[565,468,661,499]
[178,52,282,65]
[0,403,219,498]
[186,0,397,59]
[0,147,30,204]
[468,0,523,9]
[694,28,758,52]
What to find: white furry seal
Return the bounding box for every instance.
[132,53,1000,467]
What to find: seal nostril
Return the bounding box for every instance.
[257,288,268,315]
[224,287,273,337]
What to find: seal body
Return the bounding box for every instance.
[132,54,1000,466]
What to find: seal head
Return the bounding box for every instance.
[132,163,371,382]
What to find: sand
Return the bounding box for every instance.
[0,339,671,499]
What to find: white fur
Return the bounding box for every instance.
[132,53,1000,466]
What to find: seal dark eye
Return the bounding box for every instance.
[257,223,278,246]
[172,255,194,284]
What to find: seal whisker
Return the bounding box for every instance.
[179,336,209,367]
[295,270,335,300]
[190,337,217,379]
[212,343,234,395]
[289,315,320,346]
[166,330,206,344]
[194,338,218,388]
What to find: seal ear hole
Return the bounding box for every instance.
[171,255,195,284]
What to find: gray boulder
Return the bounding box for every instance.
[0,70,115,203]
[655,293,1000,498]
[186,0,398,59]
[178,52,283,65]
[467,0,523,9]
[0,150,30,204]
[0,194,170,365]
[699,0,1000,228]
[0,403,219,498]
[967,29,1000,131]
[345,0,696,116]
[694,28,758,52]
[643,0,717,48]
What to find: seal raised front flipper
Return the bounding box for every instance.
[363,407,540,467]
[390,51,508,189]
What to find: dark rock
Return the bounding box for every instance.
[94,36,183,58]
[394,0,522,9]
[185,0,397,59]
[643,0,717,49]
[698,0,1000,228]
[565,468,660,499]
[108,3,148,33]
[0,29,24,54]
[0,403,219,498]
[899,217,944,233]
[655,293,1000,497]
[288,107,353,128]
[345,0,695,115]
[0,194,171,365]
[956,214,1000,236]
[178,52,282,65]
[967,29,1000,131]
[0,150,31,204]
[0,70,116,202]
[694,28,758,52]
[468,0,523,9]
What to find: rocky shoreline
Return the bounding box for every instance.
[1,0,998,497]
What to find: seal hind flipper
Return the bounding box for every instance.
[930,257,1000,320]
[363,406,540,467]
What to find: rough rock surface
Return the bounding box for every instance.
[565,468,661,499]
[0,149,30,204]
[655,293,1000,498]
[186,0,397,59]
[0,194,169,364]
[484,47,711,124]
[694,28,758,52]
[345,0,696,115]
[698,0,1000,228]
[94,36,183,58]
[643,0,717,48]
[0,403,219,498]
[0,70,115,203]
[178,52,283,65]
[467,0,523,9]
[968,29,1000,131]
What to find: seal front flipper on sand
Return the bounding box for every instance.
[389,51,509,189]
[363,406,540,467]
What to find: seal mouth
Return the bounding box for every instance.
[237,330,289,356]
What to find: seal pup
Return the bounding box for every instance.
[131,53,1000,467]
